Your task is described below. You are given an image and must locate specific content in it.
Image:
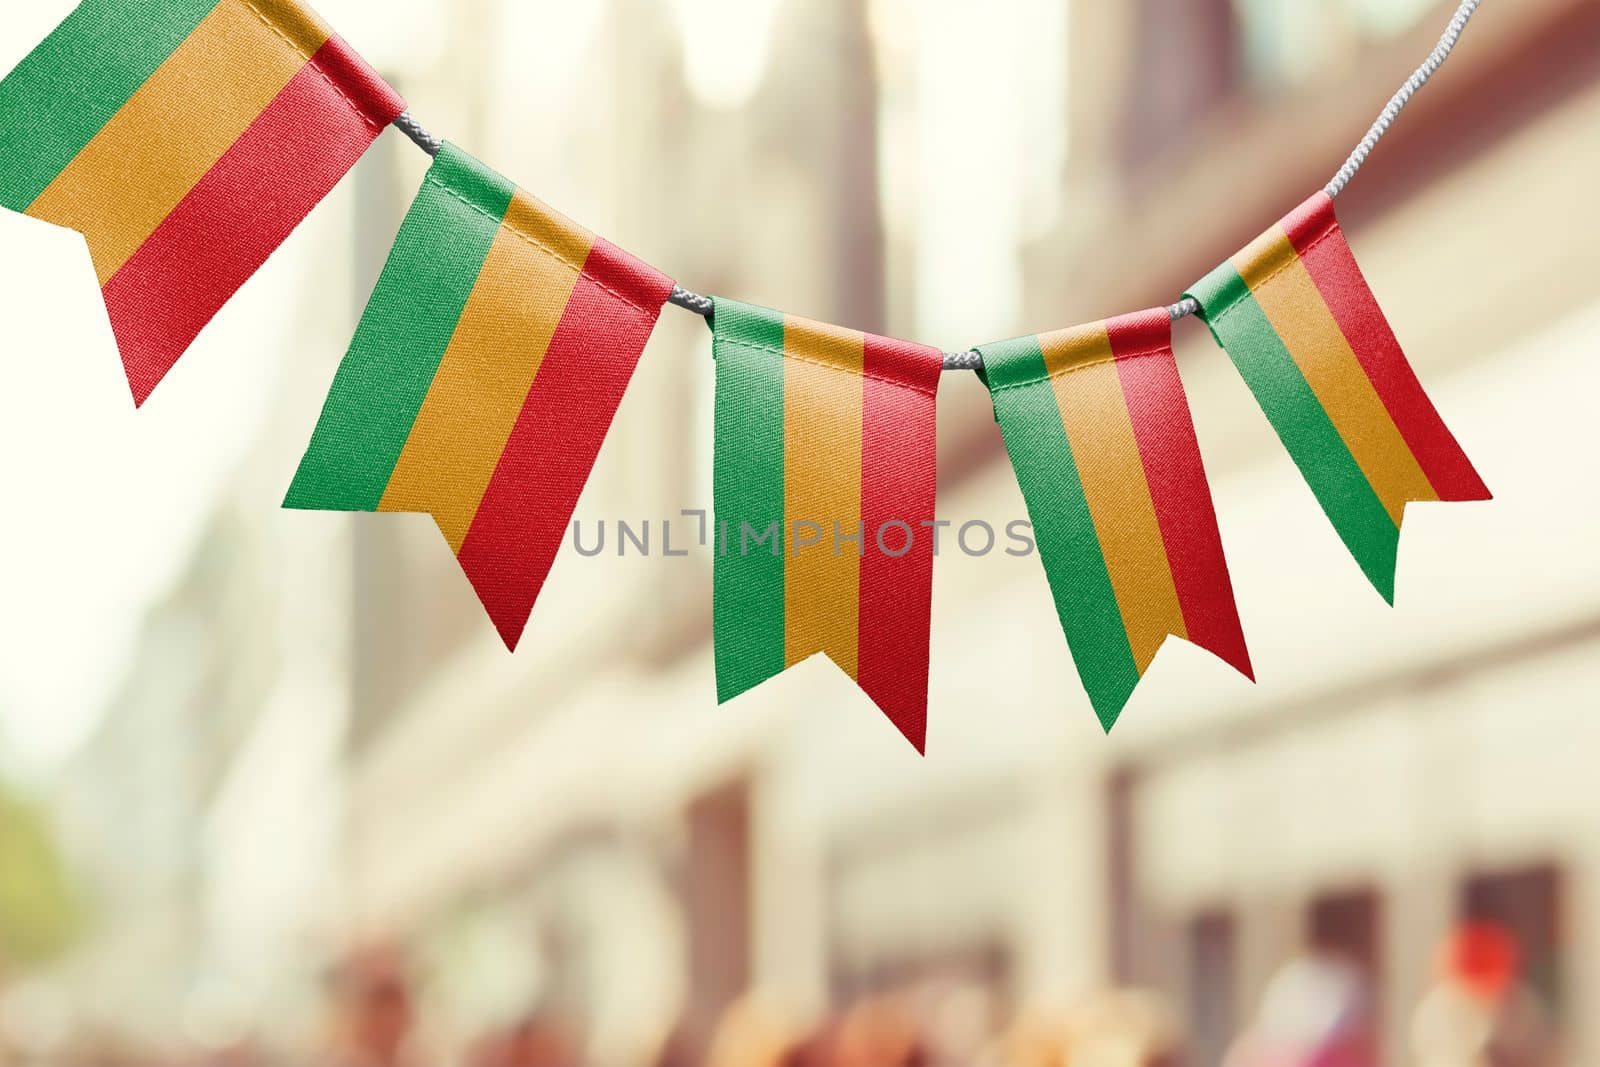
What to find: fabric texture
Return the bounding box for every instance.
[1188,191,1490,601]
[977,309,1251,731]
[712,299,942,753]
[0,0,406,404]
[286,142,675,650]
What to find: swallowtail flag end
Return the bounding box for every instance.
[712,300,943,753]
[977,310,1253,731]
[286,144,675,651]
[0,0,406,404]
[1188,192,1491,601]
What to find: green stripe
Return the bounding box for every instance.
[0,0,222,210]
[712,298,788,702]
[981,335,1139,730]
[1189,262,1400,602]
[285,144,515,512]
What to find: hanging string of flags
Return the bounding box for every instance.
[0,0,1491,750]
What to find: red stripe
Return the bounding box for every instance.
[101,37,406,406]
[456,238,674,650]
[855,335,941,754]
[1283,192,1490,502]
[1108,309,1252,680]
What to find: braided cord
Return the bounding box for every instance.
[394,111,442,156]
[391,0,1485,368]
[667,287,715,316]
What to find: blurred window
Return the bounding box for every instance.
[1186,910,1237,1067]
[1232,0,1442,89]
[1107,769,1139,983]
[1120,0,1242,170]
[1117,0,1457,175]
[1307,887,1384,1057]
[1461,865,1564,1015]
[682,780,753,1055]
[667,0,783,109]
[1307,887,1383,982]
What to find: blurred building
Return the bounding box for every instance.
[9,0,1600,1063]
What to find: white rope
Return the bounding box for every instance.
[391,0,1486,367]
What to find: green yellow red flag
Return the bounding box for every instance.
[0,0,406,404]
[712,299,943,752]
[977,309,1252,730]
[1188,192,1491,601]
[286,144,675,650]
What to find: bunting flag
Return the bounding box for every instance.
[977,310,1252,730]
[1187,191,1491,601]
[285,143,675,650]
[0,0,406,405]
[712,299,943,753]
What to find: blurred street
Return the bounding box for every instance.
[1,0,1598,1064]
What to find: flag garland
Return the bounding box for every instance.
[0,0,1499,746]
[976,311,1252,730]
[284,142,675,650]
[712,299,943,752]
[0,0,406,405]
[1187,192,1491,602]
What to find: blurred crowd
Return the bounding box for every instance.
[0,922,1559,1067]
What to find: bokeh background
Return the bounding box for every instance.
[1,0,1598,1063]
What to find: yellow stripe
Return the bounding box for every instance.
[1042,322,1186,673]
[25,0,329,283]
[498,186,599,270]
[783,317,864,679]
[1236,227,1437,524]
[379,192,595,551]
[237,0,336,55]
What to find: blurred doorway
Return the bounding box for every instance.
[1186,909,1238,1067]
[680,779,754,1056]
[1461,864,1564,1016]
[1308,886,1383,990]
